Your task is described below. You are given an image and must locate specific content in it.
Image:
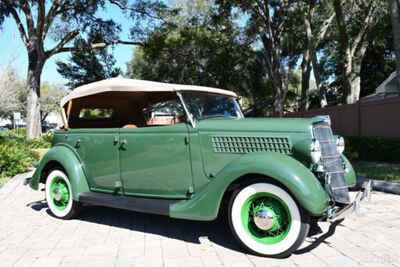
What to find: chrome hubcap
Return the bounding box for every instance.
[53,187,62,201]
[253,209,274,231]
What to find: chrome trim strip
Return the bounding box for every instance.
[176,92,196,128]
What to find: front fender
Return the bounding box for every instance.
[342,154,356,187]
[170,152,329,221]
[29,145,89,201]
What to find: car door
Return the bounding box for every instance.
[71,128,122,194]
[119,98,193,199]
[119,123,192,198]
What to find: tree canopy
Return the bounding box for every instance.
[56,30,121,89]
[0,0,174,138]
[2,0,398,124]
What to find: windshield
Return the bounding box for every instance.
[181,92,244,121]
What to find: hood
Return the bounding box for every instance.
[196,117,321,179]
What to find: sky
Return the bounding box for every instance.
[0,3,137,85]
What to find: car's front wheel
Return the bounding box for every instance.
[228,182,309,258]
[45,169,80,219]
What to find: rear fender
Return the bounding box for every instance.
[170,152,329,220]
[29,144,89,201]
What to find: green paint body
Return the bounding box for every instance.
[30,144,90,201]
[30,117,356,220]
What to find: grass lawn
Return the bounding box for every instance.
[352,161,400,183]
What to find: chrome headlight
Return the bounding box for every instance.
[310,139,321,163]
[336,136,345,154]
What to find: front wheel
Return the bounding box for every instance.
[228,182,309,258]
[45,170,80,219]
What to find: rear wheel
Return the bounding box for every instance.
[45,170,80,219]
[228,182,309,258]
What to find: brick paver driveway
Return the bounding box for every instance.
[1,173,400,267]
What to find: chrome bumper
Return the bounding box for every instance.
[327,180,372,222]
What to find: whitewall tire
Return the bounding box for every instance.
[228,182,309,258]
[45,170,80,219]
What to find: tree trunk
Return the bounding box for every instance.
[312,50,327,107]
[304,6,327,108]
[333,0,353,104]
[349,43,368,103]
[300,49,311,111]
[342,52,353,104]
[272,86,284,117]
[390,0,400,86]
[261,42,285,117]
[270,65,285,117]
[26,52,44,139]
[349,71,361,103]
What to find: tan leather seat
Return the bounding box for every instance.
[122,124,138,129]
[147,116,176,126]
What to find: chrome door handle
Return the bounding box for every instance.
[75,139,81,148]
[120,139,127,149]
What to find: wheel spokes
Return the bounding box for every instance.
[50,177,70,210]
[242,193,292,244]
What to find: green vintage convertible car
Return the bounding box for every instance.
[29,78,371,257]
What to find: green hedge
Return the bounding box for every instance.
[344,136,400,162]
[0,132,53,179]
[0,137,39,178]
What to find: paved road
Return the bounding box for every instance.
[1,173,400,267]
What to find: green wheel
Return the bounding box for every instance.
[45,170,80,219]
[228,182,309,257]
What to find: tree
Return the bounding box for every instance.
[389,0,400,86]
[281,1,334,111]
[303,1,335,108]
[40,82,67,123]
[127,0,270,104]
[332,0,387,104]
[0,67,68,126]
[0,68,25,121]
[216,0,300,117]
[360,15,396,97]
[56,30,121,89]
[0,0,171,139]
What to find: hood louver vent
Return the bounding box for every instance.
[211,136,291,154]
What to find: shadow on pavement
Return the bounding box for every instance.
[26,199,48,211]
[294,219,344,255]
[28,201,244,253]
[27,199,344,257]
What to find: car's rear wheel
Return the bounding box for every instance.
[45,170,80,219]
[228,182,309,258]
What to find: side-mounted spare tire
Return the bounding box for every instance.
[228,182,310,258]
[45,169,81,219]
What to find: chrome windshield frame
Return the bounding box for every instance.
[176,92,197,128]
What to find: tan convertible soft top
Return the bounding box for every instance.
[60,78,237,128]
[61,78,237,107]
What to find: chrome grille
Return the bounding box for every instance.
[211,136,291,154]
[313,121,350,204]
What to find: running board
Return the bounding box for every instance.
[78,192,181,216]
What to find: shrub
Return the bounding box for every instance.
[42,131,54,145]
[344,136,400,162]
[0,128,26,138]
[0,138,39,178]
[27,137,51,149]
